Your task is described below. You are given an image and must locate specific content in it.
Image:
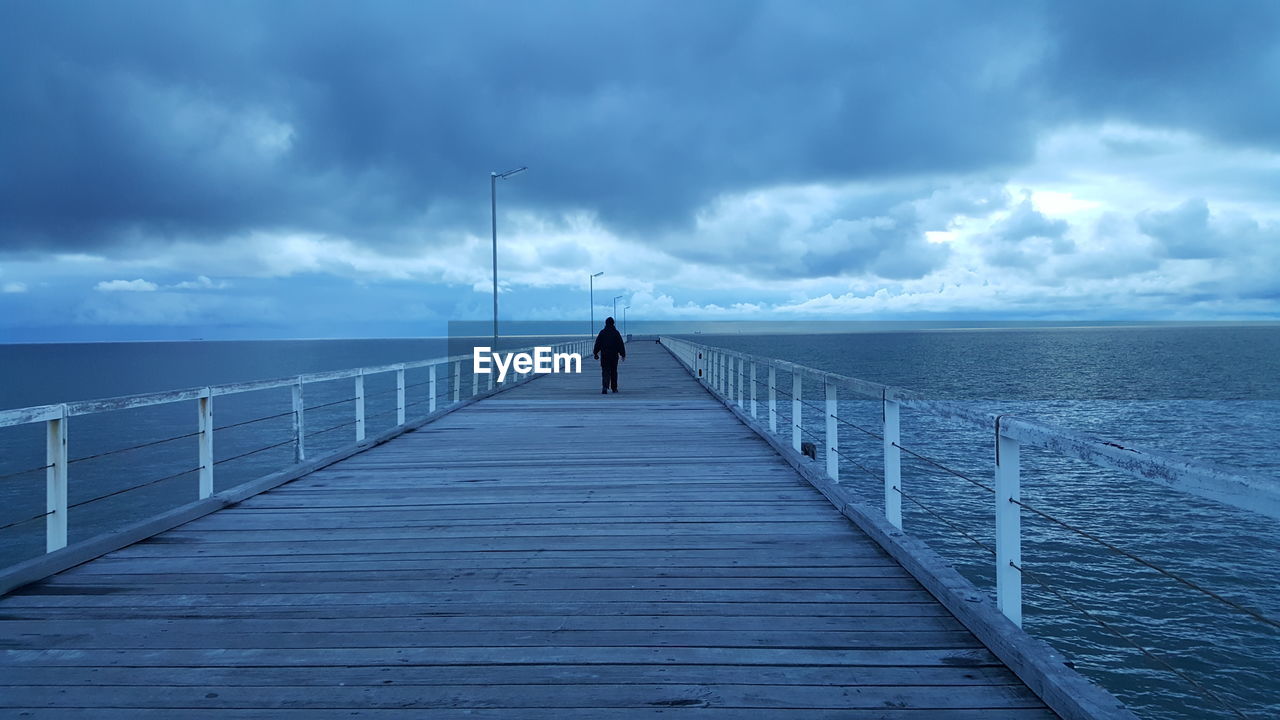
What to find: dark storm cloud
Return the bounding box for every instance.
[0,0,1044,255]
[1042,0,1280,147]
[2,0,1278,276]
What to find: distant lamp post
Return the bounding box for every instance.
[490,166,527,349]
[623,305,631,336]
[589,271,604,335]
[613,295,624,320]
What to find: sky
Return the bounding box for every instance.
[2,0,1278,341]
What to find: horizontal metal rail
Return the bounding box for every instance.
[661,336,1280,522]
[0,338,593,564]
[661,336,1280,616]
[662,334,1274,718]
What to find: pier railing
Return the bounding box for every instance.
[661,336,1280,629]
[0,339,590,565]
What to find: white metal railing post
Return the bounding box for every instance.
[768,366,777,433]
[453,361,461,404]
[472,363,479,396]
[734,357,741,406]
[198,389,213,500]
[791,372,802,453]
[355,371,366,442]
[996,420,1023,627]
[750,362,757,418]
[738,358,744,407]
[429,364,438,413]
[825,379,838,481]
[883,392,902,529]
[45,405,68,553]
[488,368,494,391]
[396,367,406,425]
[732,353,742,399]
[292,377,306,462]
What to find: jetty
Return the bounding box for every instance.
[0,339,1143,718]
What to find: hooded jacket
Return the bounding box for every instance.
[593,321,626,360]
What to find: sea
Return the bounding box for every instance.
[0,325,1277,720]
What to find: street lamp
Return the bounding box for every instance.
[491,166,527,349]
[612,295,624,320]
[623,305,631,336]
[589,271,604,335]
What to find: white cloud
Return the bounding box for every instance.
[95,279,159,292]
[2,282,27,293]
[170,275,229,290]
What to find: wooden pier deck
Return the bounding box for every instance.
[0,342,1055,718]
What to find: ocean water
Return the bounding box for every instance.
[1,326,1277,719]
[693,325,1280,720]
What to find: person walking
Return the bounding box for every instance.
[593,317,626,394]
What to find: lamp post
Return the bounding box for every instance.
[589,271,604,335]
[623,305,631,336]
[613,295,624,320]
[490,166,527,350]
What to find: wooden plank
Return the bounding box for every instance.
[0,342,1063,718]
[6,629,983,650]
[2,682,1045,709]
[0,613,966,634]
[0,588,941,607]
[0,662,1019,687]
[20,576,927,593]
[49,566,912,582]
[0,600,952,620]
[0,708,1059,719]
[1,646,1002,667]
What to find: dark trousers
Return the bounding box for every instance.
[600,355,619,391]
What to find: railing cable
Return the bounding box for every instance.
[214,409,296,432]
[832,446,883,482]
[68,466,203,511]
[68,431,202,465]
[0,509,52,532]
[892,484,996,557]
[305,419,358,440]
[1012,560,1253,720]
[892,442,994,494]
[303,396,357,412]
[1012,498,1280,631]
[213,438,296,466]
[0,463,53,483]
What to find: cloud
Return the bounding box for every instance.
[2,2,1279,339]
[1041,1,1280,149]
[979,193,1073,268]
[75,291,280,326]
[2,282,27,293]
[94,278,158,292]
[170,275,229,290]
[1136,198,1234,259]
[0,1,1050,255]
